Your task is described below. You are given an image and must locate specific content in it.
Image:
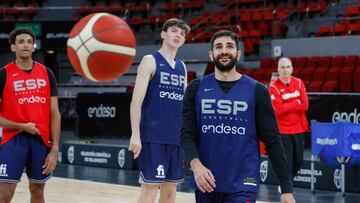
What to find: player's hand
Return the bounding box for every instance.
[21,122,40,135]
[128,134,141,159]
[191,159,216,193]
[280,193,296,203]
[42,147,58,175]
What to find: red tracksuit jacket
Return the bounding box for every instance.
[269,76,309,134]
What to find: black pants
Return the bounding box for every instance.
[280,134,305,178]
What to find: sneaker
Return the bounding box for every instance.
[277,185,281,194]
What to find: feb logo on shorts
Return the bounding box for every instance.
[155,165,165,179]
[0,164,8,177]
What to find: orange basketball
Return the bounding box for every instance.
[67,13,136,82]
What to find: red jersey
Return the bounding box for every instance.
[269,76,309,134]
[1,62,52,147]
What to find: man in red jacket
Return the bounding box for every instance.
[269,57,309,181]
[0,28,61,203]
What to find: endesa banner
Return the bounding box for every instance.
[307,94,360,123]
[76,93,131,138]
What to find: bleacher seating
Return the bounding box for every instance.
[315,2,360,37]
[235,55,360,93]
[0,0,40,22]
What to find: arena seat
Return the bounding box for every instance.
[339,66,354,92]
[353,67,360,92]
[344,55,358,68]
[260,57,274,69]
[331,56,345,68]
[294,57,307,69]
[318,56,332,69]
[313,68,327,82]
[307,81,322,92]
[316,25,332,37]
[326,67,340,83]
[321,81,337,92]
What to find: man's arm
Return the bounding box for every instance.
[298,79,309,111]
[269,85,302,114]
[256,83,293,194]
[42,96,61,175]
[0,114,40,135]
[49,96,61,150]
[128,55,156,159]
[181,79,216,193]
[181,79,200,166]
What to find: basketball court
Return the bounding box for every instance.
[8,163,359,203]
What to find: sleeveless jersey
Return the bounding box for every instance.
[190,74,260,193]
[140,51,186,145]
[0,62,52,147]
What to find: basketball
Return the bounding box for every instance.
[67,12,136,82]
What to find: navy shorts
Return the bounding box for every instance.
[195,190,257,203]
[0,132,51,183]
[138,142,184,184]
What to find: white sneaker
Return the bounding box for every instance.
[277,185,281,194]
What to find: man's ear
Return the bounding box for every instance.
[237,50,241,61]
[209,51,214,61]
[160,30,166,40]
[10,44,16,52]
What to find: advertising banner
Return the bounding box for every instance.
[259,156,360,192]
[76,93,131,138]
[62,143,136,170]
[308,94,360,123]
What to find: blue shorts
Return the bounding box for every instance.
[0,132,51,183]
[138,142,184,184]
[195,190,256,203]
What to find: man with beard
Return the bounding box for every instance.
[181,30,296,203]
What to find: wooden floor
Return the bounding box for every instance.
[12,175,196,203]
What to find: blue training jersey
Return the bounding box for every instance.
[190,74,260,193]
[140,51,186,145]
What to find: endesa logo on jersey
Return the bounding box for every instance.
[159,91,183,101]
[14,79,47,104]
[18,96,46,104]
